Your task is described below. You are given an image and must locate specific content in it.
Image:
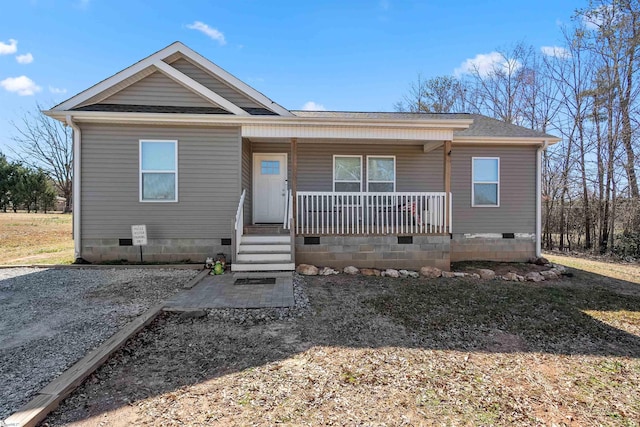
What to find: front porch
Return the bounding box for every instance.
[232,135,455,272]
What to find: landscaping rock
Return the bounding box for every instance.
[502,272,519,281]
[469,273,481,279]
[343,266,360,275]
[540,270,558,280]
[534,256,550,265]
[382,269,400,278]
[399,270,420,278]
[296,264,319,275]
[525,271,545,282]
[318,266,339,276]
[360,268,381,277]
[453,272,467,278]
[552,264,567,273]
[516,275,525,282]
[477,269,496,280]
[420,266,442,278]
[441,271,456,278]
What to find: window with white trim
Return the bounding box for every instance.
[472,157,499,207]
[333,155,362,192]
[140,140,178,202]
[367,156,395,192]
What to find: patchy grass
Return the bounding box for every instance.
[45,258,640,427]
[0,212,73,265]
[546,252,640,284]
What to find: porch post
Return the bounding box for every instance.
[444,140,452,233]
[291,137,298,230]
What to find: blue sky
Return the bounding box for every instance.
[0,0,585,154]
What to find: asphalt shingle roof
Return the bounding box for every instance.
[73,104,278,116]
[291,111,557,139]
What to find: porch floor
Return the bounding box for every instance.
[164,272,294,310]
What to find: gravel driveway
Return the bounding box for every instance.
[0,267,199,420]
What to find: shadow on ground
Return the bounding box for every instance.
[44,265,640,425]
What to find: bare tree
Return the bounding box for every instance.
[395,74,468,113]
[10,104,72,212]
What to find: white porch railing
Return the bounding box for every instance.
[296,191,451,235]
[234,189,247,260]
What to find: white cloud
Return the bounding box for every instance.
[16,52,34,64]
[302,101,326,111]
[0,76,42,96]
[541,46,571,59]
[187,21,226,45]
[0,39,18,55]
[454,51,521,77]
[49,86,67,94]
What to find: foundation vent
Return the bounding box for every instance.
[397,236,413,244]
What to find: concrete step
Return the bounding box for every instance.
[241,235,291,244]
[238,243,291,253]
[237,252,292,262]
[231,262,295,272]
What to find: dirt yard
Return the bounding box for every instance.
[44,258,640,426]
[0,212,73,265]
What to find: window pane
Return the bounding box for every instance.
[335,182,361,192]
[474,183,498,205]
[261,160,280,175]
[368,157,395,182]
[473,158,498,182]
[143,173,176,200]
[335,157,361,181]
[141,142,176,171]
[369,182,394,192]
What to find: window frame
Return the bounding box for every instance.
[333,155,362,192]
[366,155,396,192]
[471,156,500,207]
[139,139,179,203]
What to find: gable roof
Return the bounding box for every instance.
[50,41,292,117]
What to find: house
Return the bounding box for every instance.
[45,42,560,271]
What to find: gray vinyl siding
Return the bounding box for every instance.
[296,143,444,192]
[102,71,218,108]
[170,58,264,110]
[451,145,536,233]
[80,123,241,239]
[241,138,252,224]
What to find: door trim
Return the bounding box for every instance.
[252,152,288,224]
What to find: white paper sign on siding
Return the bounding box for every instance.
[131,224,148,246]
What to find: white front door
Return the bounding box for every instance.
[253,153,287,223]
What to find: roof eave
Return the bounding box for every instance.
[45,110,475,130]
[453,136,562,145]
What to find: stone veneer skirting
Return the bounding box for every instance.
[81,238,229,263]
[450,233,535,262]
[294,235,451,271]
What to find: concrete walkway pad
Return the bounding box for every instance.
[164,271,294,310]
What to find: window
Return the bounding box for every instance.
[367,156,395,192]
[140,140,178,202]
[261,160,280,175]
[472,157,499,207]
[333,155,362,192]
